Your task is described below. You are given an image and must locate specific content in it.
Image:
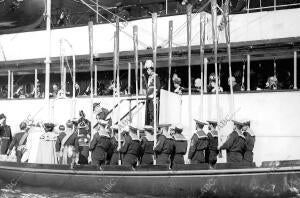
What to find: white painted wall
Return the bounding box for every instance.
[0,8,300,62]
[1,91,300,165]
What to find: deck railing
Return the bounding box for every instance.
[246,0,300,12]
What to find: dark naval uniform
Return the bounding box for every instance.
[0,125,12,155]
[220,131,246,163]
[188,130,208,164]
[109,136,119,165]
[89,132,112,166]
[206,130,219,166]
[243,132,255,163]
[55,131,79,165]
[77,118,91,164]
[119,135,141,167]
[172,133,187,165]
[154,134,175,165]
[7,131,28,163]
[140,136,154,165]
[145,72,160,125]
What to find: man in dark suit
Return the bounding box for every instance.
[7,122,28,163]
[0,113,12,155]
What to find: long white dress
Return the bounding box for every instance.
[35,132,58,164]
[21,127,44,163]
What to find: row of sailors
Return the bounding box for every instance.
[6,118,255,167]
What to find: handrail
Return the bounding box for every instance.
[246,2,300,12]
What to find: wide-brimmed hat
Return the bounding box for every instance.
[144,60,154,69]
[44,123,55,132]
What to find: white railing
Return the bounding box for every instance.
[246,0,300,12]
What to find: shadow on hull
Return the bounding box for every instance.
[0,161,300,197]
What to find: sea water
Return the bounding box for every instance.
[0,179,162,198]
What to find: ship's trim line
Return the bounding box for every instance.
[0,165,299,176]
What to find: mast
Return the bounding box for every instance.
[168,20,173,92]
[34,69,38,98]
[224,0,234,116]
[88,21,94,135]
[187,4,192,131]
[199,13,206,119]
[211,0,221,154]
[133,25,139,135]
[152,13,158,165]
[72,50,76,118]
[294,51,298,90]
[128,62,132,122]
[7,70,10,99]
[115,17,121,166]
[45,0,51,121]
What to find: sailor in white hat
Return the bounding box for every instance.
[206,120,219,167]
[187,119,208,164]
[140,125,154,165]
[118,124,141,167]
[154,124,174,166]
[89,117,111,167]
[218,120,246,163]
[171,124,187,165]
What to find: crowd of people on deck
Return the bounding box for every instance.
[0,110,255,168]
[0,60,295,100]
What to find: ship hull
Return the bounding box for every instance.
[0,161,299,197]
